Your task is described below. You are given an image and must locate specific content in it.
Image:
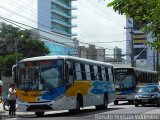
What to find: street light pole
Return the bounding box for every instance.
[15,39,18,64]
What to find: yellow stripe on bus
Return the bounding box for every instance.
[66,80,92,96]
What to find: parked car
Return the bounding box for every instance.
[134,84,160,107]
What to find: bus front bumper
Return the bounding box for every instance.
[115,93,136,101]
[18,101,54,112]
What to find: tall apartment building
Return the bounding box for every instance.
[114,46,122,60]
[126,18,155,70]
[38,0,77,36]
[36,0,78,55]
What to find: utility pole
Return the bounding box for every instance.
[125,27,134,67]
[15,35,24,64]
[156,50,159,72]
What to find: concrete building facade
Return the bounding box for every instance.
[126,18,156,70]
[78,45,105,62]
[114,46,122,60]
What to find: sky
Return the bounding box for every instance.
[0,0,126,57]
[73,0,126,56]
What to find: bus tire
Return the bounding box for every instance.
[114,100,118,105]
[35,112,44,117]
[142,103,145,107]
[69,96,81,114]
[104,94,108,109]
[96,94,108,110]
[135,103,139,107]
[75,98,80,113]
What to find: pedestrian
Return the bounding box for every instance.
[8,84,16,115]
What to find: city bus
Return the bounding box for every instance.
[114,67,158,105]
[13,56,115,116]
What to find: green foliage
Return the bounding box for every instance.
[0,23,50,76]
[1,54,23,76]
[108,0,160,50]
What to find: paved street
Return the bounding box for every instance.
[1,101,160,120]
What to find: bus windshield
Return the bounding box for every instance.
[115,73,134,91]
[17,60,64,91]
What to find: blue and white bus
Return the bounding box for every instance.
[13,56,115,116]
[114,67,158,105]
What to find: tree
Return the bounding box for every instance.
[0,22,50,76]
[107,0,160,50]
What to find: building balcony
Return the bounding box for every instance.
[52,0,77,10]
[51,29,77,37]
[51,10,77,19]
[51,19,77,28]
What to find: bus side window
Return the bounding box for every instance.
[105,68,109,81]
[85,64,91,80]
[98,66,102,81]
[93,66,99,80]
[66,61,73,84]
[90,65,94,80]
[80,63,86,80]
[101,67,106,81]
[75,63,82,80]
[108,67,113,82]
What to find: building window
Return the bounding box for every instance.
[134,48,147,59]
[51,3,70,15]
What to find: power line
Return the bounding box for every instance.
[78,1,124,27]
[88,0,125,25]
[96,0,126,22]
[0,1,126,53]
[0,16,118,53]
[0,16,75,48]
[79,32,126,38]
[0,1,126,52]
[0,4,51,30]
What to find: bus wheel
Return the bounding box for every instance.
[103,94,108,109]
[142,103,145,107]
[135,103,139,107]
[69,98,81,114]
[114,100,118,105]
[96,94,108,110]
[35,112,44,117]
[75,98,80,113]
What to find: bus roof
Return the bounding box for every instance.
[114,66,157,74]
[19,55,113,67]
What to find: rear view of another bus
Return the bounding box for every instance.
[114,67,136,105]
